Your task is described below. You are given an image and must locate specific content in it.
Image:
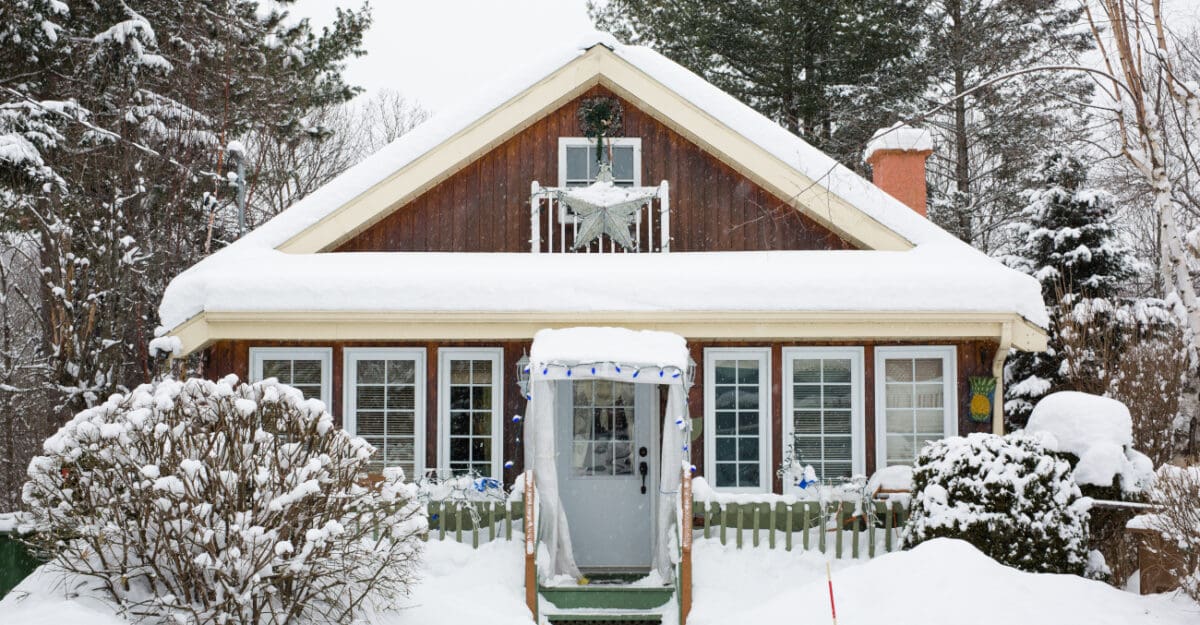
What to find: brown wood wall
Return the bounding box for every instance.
[206,337,996,492]
[335,86,852,253]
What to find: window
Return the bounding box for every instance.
[438,348,503,477]
[570,380,636,477]
[875,346,958,467]
[344,348,425,477]
[704,348,770,492]
[558,137,641,187]
[249,347,332,407]
[782,348,865,484]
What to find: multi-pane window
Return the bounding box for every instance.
[876,347,957,466]
[249,348,331,406]
[559,138,641,187]
[705,349,770,492]
[439,349,502,477]
[570,380,636,477]
[784,348,863,482]
[345,349,424,477]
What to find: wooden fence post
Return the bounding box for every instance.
[524,471,537,621]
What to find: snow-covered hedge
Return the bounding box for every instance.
[1026,391,1155,496]
[22,376,427,625]
[903,433,1091,575]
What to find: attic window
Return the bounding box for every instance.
[558,137,641,187]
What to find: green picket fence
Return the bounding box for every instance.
[424,500,525,548]
[695,498,910,558]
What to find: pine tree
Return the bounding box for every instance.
[0,0,371,507]
[922,0,1094,254]
[1003,153,1139,427]
[589,0,928,168]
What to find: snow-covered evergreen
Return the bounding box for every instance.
[903,432,1091,575]
[1003,152,1140,426]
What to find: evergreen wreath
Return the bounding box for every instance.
[577,96,624,164]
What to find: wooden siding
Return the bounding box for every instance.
[335,86,852,253]
[206,337,995,492]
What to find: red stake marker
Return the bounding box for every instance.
[826,562,838,625]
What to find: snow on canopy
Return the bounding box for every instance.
[1025,391,1154,491]
[530,327,689,371]
[157,32,1047,333]
[158,248,1048,331]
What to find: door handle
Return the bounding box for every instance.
[639,460,648,494]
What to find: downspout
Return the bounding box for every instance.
[991,322,1013,435]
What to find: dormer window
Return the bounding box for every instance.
[559,137,641,187]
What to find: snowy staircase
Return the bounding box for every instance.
[538,581,675,625]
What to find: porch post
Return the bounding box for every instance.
[680,464,693,624]
[524,470,537,619]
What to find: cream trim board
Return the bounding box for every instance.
[873,345,958,468]
[173,310,1046,355]
[703,347,772,494]
[781,346,865,490]
[557,137,642,187]
[249,347,333,410]
[276,45,909,255]
[343,347,428,477]
[436,347,505,479]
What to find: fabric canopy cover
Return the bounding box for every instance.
[523,328,691,581]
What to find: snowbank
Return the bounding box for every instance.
[158,247,1048,330]
[690,538,1198,625]
[530,327,688,370]
[1,540,535,625]
[1026,391,1154,491]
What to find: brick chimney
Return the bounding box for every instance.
[864,123,933,217]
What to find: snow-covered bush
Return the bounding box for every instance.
[22,375,426,625]
[903,432,1090,575]
[1146,464,1200,601]
[1025,391,1155,498]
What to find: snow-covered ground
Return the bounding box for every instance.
[4,537,1196,625]
[690,538,1198,625]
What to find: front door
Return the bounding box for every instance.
[556,380,656,572]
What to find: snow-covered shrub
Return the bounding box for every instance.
[903,432,1090,574]
[22,375,426,625]
[1026,391,1155,498]
[1146,463,1200,601]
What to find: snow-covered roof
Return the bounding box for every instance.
[158,33,1048,342]
[530,327,689,371]
[159,248,1047,330]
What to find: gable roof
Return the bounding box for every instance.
[159,33,1048,352]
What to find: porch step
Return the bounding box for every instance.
[544,612,662,625]
[539,583,674,611]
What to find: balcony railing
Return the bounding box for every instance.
[529,180,670,253]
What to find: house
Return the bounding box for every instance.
[158,34,1047,623]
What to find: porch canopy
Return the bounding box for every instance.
[524,327,692,582]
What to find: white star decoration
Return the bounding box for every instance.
[567,197,643,251]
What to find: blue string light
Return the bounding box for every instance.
[504,460,515,470]
[591,367,596,375]
[566,368,572,377]
[512,415,522,423]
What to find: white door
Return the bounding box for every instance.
[556,380,656,571]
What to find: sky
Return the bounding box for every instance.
[292,0,597,113]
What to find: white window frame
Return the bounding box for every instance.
[249,347,332,408]
[343,348,427,477]
[781,347,865,489]
[437,347,504,479]
[703,347,772,494]
[873,346,958,467]
[557,137,642,187]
